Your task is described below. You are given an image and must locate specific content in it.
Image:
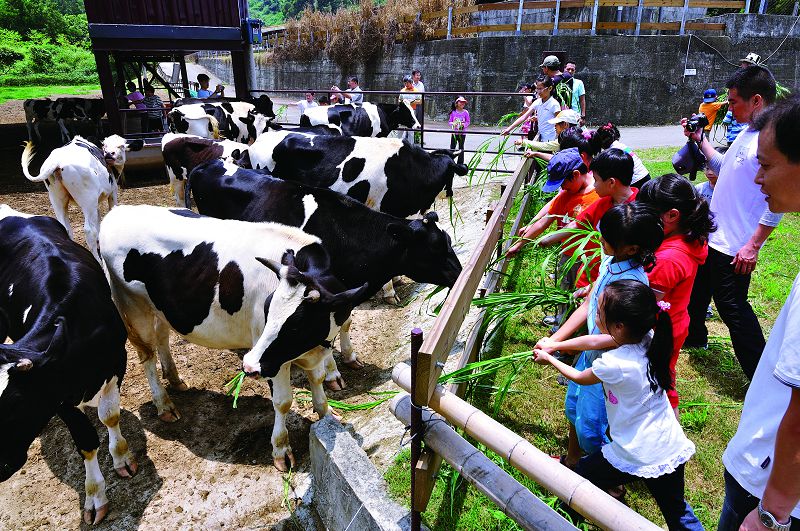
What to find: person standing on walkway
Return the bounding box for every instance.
[718,95,800,531]
[398,75,421,143]
[683,65,780,381]
[564,62,586,124]
[411,69,425,145]
[448,96,470,165]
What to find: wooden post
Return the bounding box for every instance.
[590,0,599,35]
[94,51,121,135]
[516,0,524,35]
[409,328,424,531]
[230,51,250,100]
[679,0,690,35]
[447,6,453,39]
[553,0,561,35]
[179,56,190,97]
[635,0,644,36]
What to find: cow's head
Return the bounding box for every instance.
[237,111,273,144]
[102,134,145,173]
[429,149,469,199]
[387,212,462,287]
[242,249,368,378]
[0,318,68,481]
[168,107,221,139]
[251,95,276,118]
[387,100,421,131]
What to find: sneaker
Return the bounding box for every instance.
[706,305,714,319]
[557,374,569,386]
[542,315,558,327]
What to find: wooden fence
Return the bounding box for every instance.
[262,0,743,47]
[389,156,662,529]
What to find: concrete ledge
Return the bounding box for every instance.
[310,415,422,531]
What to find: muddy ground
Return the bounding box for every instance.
[0,132,500,530]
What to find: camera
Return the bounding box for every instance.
[685,112,709,133]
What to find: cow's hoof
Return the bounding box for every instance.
[115,458,138,478]
[343,358,365,370]
[327,410,343,422]
[169,380,189,392]
[325,376,347,391]
[83,503,109,525]
[274,452,295,472]
[158,409,181,422]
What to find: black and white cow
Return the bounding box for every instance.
[23,98,106,144]
[300,101,420,137]
[161,133,248,207]
[186,159,462,387]
[235,130,468,218]
[169,95,276,144]
[21,135,145,261]
[0,205,136,525]
[99,205,367,471]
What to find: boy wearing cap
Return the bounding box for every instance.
[508,147,598,257]
[515,109,581,161]
[540,55,573,109]
[698,88,725,140]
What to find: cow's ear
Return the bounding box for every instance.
[127,139,145,152]
[423,212,439,225]
[255,256,283,279]
[326,282,369,308]
[386,222,413,242]
[230,149,241,160]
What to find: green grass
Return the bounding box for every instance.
[384,147,800,530]
[0,84,100,104]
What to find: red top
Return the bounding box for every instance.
[648,235,708,339]
[548,188,600,229]
[572,188,639,287]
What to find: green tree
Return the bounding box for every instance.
[0,46,23,74]
[0,0,67,42]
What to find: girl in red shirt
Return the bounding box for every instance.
[636,174,717,413]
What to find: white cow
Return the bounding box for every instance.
[20,135,144,261]
[100,205,367,471]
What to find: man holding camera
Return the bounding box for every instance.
[683,65,782,381]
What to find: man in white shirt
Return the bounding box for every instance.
[331,77,363,105]
[564,62,586,123]
[412,69,425,145]
[295,91,318,114]
[719,95,800,531]
[683,65,780,381]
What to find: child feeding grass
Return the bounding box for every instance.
[533,279,703,530]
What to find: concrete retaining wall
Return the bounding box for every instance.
[198,14,800,126]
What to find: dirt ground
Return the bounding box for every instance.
[0,140,497,529]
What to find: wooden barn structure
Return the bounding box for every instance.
[84,0,259,134]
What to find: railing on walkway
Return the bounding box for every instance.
[389,156,662,530]
[260,0,740,48]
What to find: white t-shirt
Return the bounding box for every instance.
[570,78,585,115]
[723,271,800,519]
[296,99,318,114]
[346,87,363,105]
[592,335,696,478]
[709,126,782,256]
[413,80,425,93]
[610,140,649,185]
[533,97,561,141]
[695,181,714,205]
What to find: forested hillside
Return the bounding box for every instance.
[249,0,362,25]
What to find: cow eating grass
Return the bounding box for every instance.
[99,205,367,471]
[0,205,136,525]
[20,135,144,261]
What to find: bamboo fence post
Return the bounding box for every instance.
[759,0,768,13]
[516,0,525,35]
[793,1,798,16]
[392,364,662,531]
[745,0,752,12]
[635,0,644,36]
[679,0,690,35]
[391,394,578,531]
[447,6,453,39]
[409,327,424,531]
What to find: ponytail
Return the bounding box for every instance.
[599,202,664,272]
[589,122,620,152]
[637,173,717,243]
[600,280,674,394]
[646,301,674,393]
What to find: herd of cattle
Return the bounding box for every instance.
[6,94,466,523]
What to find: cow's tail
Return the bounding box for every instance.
[20,141,57,183]
[208,114,220,139]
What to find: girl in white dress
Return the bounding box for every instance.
[533,279,703,530]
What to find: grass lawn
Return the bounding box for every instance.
[0,85,101,105]
[385,146,800,529]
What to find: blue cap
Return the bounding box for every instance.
[543,148,584,193]
[703,88,717,103]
